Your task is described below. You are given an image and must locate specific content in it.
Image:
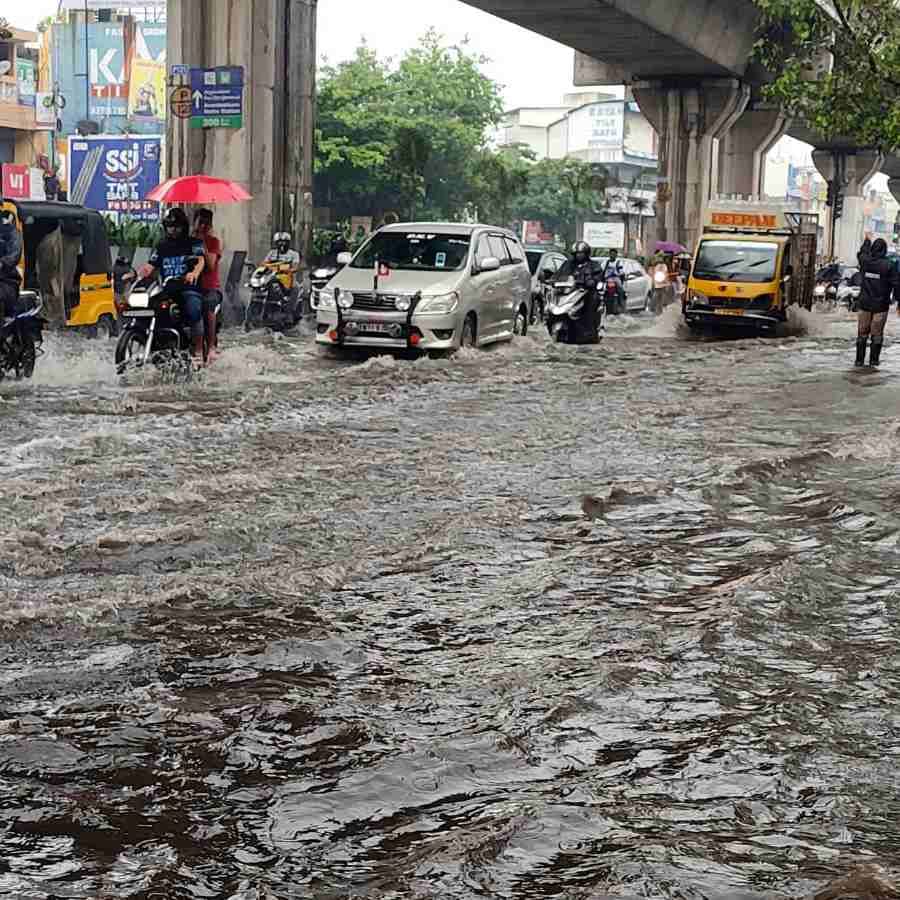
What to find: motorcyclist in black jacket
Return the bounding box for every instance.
[0,209,22,320]
[557,240,602,343]
[855,237,899,367]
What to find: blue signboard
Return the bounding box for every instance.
[68,136,162,222]
[189,66,244,128]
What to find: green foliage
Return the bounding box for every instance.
[507,157,608,247]
[468,144,534,228]
[753,0,900,151]
[103,215,161,249]
[315,31,504,222]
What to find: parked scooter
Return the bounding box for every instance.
[545,276,606,344]
[0,290,45,380]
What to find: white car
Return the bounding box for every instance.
[316,223,533,351]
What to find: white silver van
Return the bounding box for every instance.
[315,222,532,352]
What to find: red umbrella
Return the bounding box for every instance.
[146,175,253,204]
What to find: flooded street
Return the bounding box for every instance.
[1,307,899,898]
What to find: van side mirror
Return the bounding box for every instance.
[478,256,501,273]
[540,267,554,282]
[336,252,352,266]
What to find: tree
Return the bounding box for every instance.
[754,0,900,151]
[469,144,533,227]
[315,32,505,222]
[505,157,608,247]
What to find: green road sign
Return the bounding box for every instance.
[191,114,242,129]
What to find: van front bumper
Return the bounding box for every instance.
[315,308,461,350]
[684,304,782,329]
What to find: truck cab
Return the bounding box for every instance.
[684,202,818,333]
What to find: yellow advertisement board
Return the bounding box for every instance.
[129,58,166,122]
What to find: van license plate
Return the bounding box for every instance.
[713,308,744,316]
[359,322,392,333]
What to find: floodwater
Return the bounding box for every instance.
[1,307,899,899]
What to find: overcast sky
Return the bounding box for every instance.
[7,0,827,171]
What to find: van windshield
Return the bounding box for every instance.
[694,240,779,283]
[350,232,471,272]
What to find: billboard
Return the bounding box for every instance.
[568,101,625,162]
[583,221,626,249]
[89,23,128,118]
[68,136,162,221]
[129,23,166,122]
[2,165,46,201]
[16,58,35,108]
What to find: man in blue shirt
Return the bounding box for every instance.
[144,208,205,359]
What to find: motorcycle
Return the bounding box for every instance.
[0,289,45,381]
[813,280,839,307]
[836,277,861,311]
[244,262,298,331]
[114,266,217,376]
[545,276,606,344]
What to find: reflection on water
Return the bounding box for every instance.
[1,309,898,898]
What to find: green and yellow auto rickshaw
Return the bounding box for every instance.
[1,198,118,335]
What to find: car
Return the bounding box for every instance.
[315,222,533,352]
[592,256,653,313]
[524,245,568,322]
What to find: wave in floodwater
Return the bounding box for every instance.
[1,309,900,898]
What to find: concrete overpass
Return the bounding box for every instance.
[461,0,891,260]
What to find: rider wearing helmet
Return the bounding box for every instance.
[265,232,302,271]
[143,208,206,359]
[0,208,22,321]
[264,231,303,317]
[602,248,626,314]
[557,240,602,343]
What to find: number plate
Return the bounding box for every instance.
[713,308,744,316]
[358,321,392,333]
[122,310,155,318]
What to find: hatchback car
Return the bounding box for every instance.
[593,256,653,312]
[316,223,532,351]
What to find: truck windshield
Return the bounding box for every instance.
[350,232,471,272]
[694,240,779,283]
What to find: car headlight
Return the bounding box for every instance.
[417,291,459,314]
[394,295,412,312]
[317,289,337,310]
[337,291,354,310]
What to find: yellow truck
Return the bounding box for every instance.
[683,201,818,333]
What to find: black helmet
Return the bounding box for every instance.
[163,207,189,237]
[573,240,591,263]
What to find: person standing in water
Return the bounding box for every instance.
[855,237,899,367]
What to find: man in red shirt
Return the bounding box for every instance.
[193,208,222,360]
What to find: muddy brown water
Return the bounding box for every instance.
[1,308,899,898]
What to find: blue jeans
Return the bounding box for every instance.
[181,289,204,338]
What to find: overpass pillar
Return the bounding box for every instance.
[166,0,316,264]
[633,79,749,250]
[718,105,789,198]
[812,150,883,263]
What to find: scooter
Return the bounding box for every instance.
[545,277,606,344]
[244,262,298,331]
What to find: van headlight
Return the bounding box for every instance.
[317,289,337,310]
[689,290,709,305]
[394,295,412,312]
[417,291,459,314]
[337,292,354,310]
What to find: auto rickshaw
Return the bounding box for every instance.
[1,198,118,336]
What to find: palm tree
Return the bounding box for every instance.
[631,196,651,254]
